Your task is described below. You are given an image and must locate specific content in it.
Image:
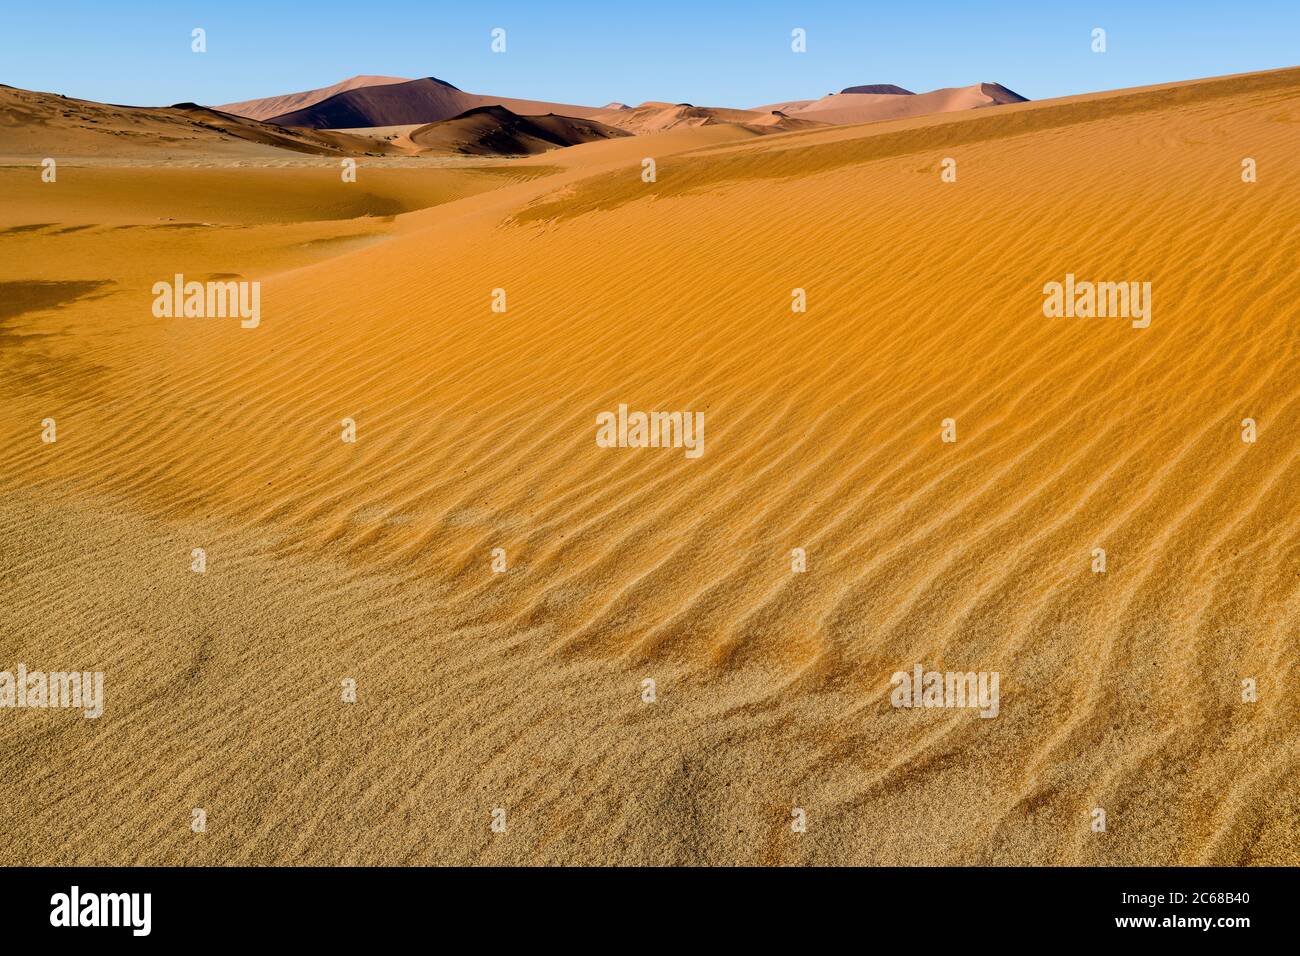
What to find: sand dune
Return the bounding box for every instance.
[590,102,761,132]
[406,106,630,156]
[757,82,1027,126]
[0,84,404,159]
[590,102,831,135]
[217,75,414,121]
[219,73,1020,140]
[754,83,916,114]
[1,67,1298,865]
[263,76,604,129]
[745,111,834,133]
[840,84,915,96]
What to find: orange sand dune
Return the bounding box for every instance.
[756,82,1027,126]
[216,75,414,121]
[406,106,630,156]
[261,76,604,129]
[1,67,1297,865]
[0,84,403,160]
[746,110,833,133]
[591,102,831,135]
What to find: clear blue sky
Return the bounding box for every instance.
[2,1,1296,109]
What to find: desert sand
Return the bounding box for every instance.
[251,76,605,129]
[0,84,406,160]
[217,74,415,121]
[753,82,1027,126]
[1,67,1297,865]
[405,107,630,156]
[219,74,1025,137]
[589,101,831,135]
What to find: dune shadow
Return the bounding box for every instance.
[0,223,58,236]
[0,280,116,397]
[0,279,115,325]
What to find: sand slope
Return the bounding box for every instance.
[589,102,832,136]
[406,106,630,156]
[757,82,1028,126]
[0,84,404,159]
[840,84,915,96]
[1,68,1297,865]
[217,75,414,121]
[264,76,604,129]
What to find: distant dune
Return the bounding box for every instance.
[215,73,1025,138]
[407,105,630,156]
[590,101,832,135]
[217,75,414,122]
[0,84,403,159]
[753,82,1026,125]
[840,83,915,95]
[262,76,605,129]
[591,102,766,132]
[747,110,834,133]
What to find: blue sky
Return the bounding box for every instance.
[2,1,1296,109]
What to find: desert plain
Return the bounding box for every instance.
[1,67,1298,865]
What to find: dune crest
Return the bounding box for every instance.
[262,76,605,129]
[216,75,415,121]
[217,73,1029,140]
[761,82,1028,126]
[406,106,631,156]
[0,84,404,159]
